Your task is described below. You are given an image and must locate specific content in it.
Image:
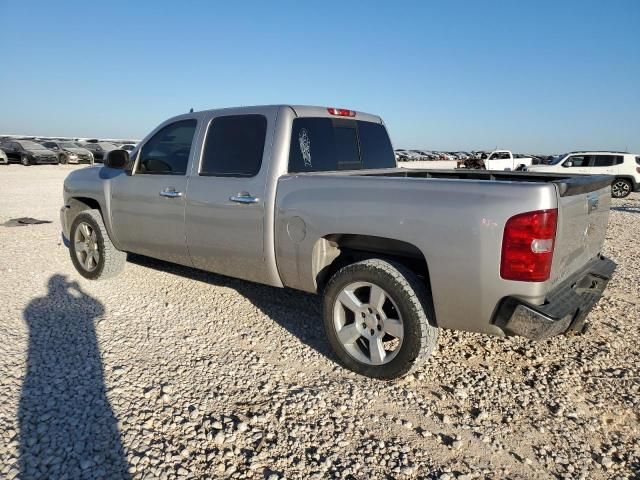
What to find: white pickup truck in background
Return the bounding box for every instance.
[484,150,533,171]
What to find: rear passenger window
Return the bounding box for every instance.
[137,119,197,175]
[200,115,267,177]
[288,118,395,172]
[592,155,616,167]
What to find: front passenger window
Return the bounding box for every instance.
[137,119,197,175]
[565,156,588,167]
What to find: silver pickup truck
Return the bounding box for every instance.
[61,105,616,379]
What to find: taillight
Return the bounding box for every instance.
[500,209,557,282]
[327,107,356,117]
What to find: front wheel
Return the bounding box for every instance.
[59,153,68,164]
[611,178,632,198]
[69,209,127,280]
[21,155,31,166]
[323,258,438,379]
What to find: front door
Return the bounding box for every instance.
[185,111,274,284]
[110,118,198,266]
[562,154,591,173]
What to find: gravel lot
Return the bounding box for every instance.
[0,164,638,480]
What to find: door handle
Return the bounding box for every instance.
[230,192,259,204]
[159,188,183,198]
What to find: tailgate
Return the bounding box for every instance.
[549,182,611,288]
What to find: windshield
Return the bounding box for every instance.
[60,142,79,149]
[548,153,568,165]
[98,142,118,149]
[19,141,47,150]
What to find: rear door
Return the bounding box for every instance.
[589,154,622,175]
[2,142,12,161]
[185,109,275,284]
[110,118,198,265]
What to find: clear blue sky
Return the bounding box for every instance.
[1,0,638,153]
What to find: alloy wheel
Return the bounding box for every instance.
[333,281,404,365]
[612,180,630,198]
[74,222,100,272]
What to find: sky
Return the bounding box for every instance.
[0,0,638,154]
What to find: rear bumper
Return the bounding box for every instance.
[493,255,616,340]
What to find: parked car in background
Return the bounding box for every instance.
[527,151,640,198]
[61,104,615,379]
[0,148,8,164]
[40,140,94,164]
[0,139,59,165]
[394,149,415,162]
[394,150,411,161]
[119,144,137,152]
[79,142,118,162]
[413,150,441,160]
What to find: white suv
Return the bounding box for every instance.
[528,151,640,198]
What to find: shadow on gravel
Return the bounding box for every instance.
[128,254,336,362]
[19,275,130,479]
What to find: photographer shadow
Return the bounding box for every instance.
[18,275,130,479]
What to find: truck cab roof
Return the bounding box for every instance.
[185,105,384,124]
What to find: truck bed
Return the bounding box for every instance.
[276,167,613,336]
[358,169,613,197]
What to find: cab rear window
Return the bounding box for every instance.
[288,118,395,172]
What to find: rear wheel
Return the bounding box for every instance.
[21,155,30,166]
[59,153,68,164]
[69,209,127,280]
[611,178,632,198]
[323,258,438,379]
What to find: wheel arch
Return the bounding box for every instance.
[67,196,102,220]
[613,175,636,186]
[312,234,436,325]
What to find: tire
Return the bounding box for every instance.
[69,209,127,280]
[611,178,632,198]
[21,155,31,166]
[59,153,68,164]
[323,258,438,379]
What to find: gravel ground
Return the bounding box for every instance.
[0,164,638,480]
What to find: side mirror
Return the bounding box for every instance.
[563,161,573,168]
[104,149,129,169]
